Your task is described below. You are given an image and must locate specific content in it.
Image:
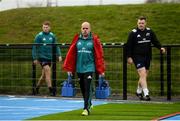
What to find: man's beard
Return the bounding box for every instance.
[83,33,88,37]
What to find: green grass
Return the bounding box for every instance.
[0,3,180,44]
[29,102,180,120]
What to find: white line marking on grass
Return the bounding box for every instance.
[62,100,84,103]
[0,105,79,111]
[34,99,58,101]
[5,98,26,100]
[7,95,15,98]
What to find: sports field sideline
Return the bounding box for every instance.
[0,95,179,120]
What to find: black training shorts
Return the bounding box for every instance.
[39,58,51,67]
[132,55,151,70]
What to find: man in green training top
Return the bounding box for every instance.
[32,21,62,96]
[63,22,105,116]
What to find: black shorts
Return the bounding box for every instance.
[132,55,151,70]
[39,58,51,67]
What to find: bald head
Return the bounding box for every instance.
[81,22,91,28]
[81,22,91,38]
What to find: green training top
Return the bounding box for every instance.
[76,33,95,73]
[32,31,61,60]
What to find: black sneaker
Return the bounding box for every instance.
[136,93,143,100]
[143,95,151,101]
[49,87,55,96]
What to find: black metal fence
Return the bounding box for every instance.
[0,43,179,101]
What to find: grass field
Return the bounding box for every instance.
[29,102,180,120]
[0,3,180,44]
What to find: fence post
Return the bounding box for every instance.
[160,51,164,96]
[123,44,127,100]
[32,63,36,95]
[52,44,57,96]
[166,46,171,101]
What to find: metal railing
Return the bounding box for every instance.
[0,43,179,101]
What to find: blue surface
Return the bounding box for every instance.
[161,114,180,120]
[0,96,107,120]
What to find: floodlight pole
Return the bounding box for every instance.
[16,0,19,8]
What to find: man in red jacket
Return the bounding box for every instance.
[63,22,105,116]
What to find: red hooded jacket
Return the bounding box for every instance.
[63,33,105,74]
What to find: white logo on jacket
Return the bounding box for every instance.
[77,42,82,46]
[137,34,141,38]
[146,33,150,36]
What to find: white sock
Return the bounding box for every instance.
[143,88,149,96]
[136,87,142,94]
